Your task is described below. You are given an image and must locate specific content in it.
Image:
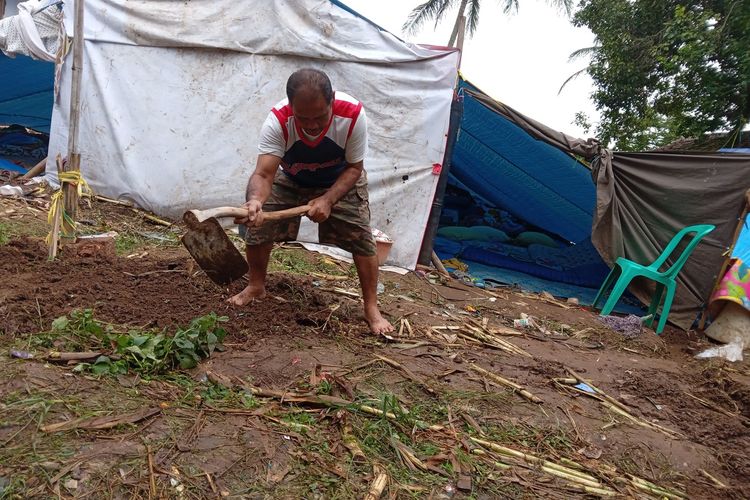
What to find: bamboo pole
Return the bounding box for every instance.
[19,156,47,180]
[62,0,86,238]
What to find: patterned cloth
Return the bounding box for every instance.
[711,259,750,312]
[241,170,376,257]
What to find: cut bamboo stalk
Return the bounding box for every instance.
[431,250,450,276]
[217,376,445,432]
[131,208,172,227]
[364,464,388,500]
[341,421,367,464]
[627,475,684,499]
[19,156,47,180]
[468,364,543,404]
[469,437,599,484]
[699,469,727,489]
[471,446,618,495]
[564,370,682,438]
[461,326,531,357]
[95,194,133,207]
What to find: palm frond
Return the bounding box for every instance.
[500,0,519,15]
[557,68,588,95]
[548,0,573,17]
[433,0,457,29]
[403,0,454,35]
[466,0,481,36]
[567,45,600,62]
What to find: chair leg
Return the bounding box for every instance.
[655,283,676,335]
[600,271,633,316]
[646,284,665,328]
[593,267,619,310]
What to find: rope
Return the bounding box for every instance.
[46,170,92,244]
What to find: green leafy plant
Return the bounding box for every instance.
[53,309,228,376]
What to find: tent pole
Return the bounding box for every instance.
[417,92,464,266]
[455,15,466,67]
[697,190,750,330]
[62,0,85,238]
[417,18,465,268]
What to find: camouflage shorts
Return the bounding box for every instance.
[241,170,376,256]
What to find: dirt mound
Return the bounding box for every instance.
[0,237,352,340]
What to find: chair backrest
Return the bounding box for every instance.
[649,224,716,278]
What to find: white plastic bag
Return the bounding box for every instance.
[695,340,745,362]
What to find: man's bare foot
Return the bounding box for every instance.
[227,284,266,306]
[364,306,394,334]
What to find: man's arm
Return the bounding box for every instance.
[236,154,282,227]
[306,161,363,223]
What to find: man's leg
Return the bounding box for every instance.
[229,171,303,306]
[227,242,273,305]
[352,253,394,334]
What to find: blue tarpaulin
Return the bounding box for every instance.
[0,54,54,132]
[435,78,639,308]
[453,79,595,244]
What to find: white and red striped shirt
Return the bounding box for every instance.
[258,91,367,187]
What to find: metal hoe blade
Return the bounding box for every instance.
[181,214,248,285]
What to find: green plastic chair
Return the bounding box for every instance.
[592,224,715,334]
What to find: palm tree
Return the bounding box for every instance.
[403,0,573,47]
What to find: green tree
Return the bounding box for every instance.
[403,0,572,47]
[573,0,750,150]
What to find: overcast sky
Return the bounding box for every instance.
[344,0,598,138]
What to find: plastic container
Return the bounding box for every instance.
[372,228,393,266]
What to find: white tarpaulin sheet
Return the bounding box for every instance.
[47,0,459,268]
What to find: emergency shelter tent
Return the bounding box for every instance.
[0,0,61,133]
[434,79,611,294]
[435,79,750,330]
[46,0,460,269]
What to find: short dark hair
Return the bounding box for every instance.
[286,68,334,104]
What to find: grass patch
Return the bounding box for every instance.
[0,222,9,245]
[114,232,146,255]
[269,247,347,275]
[0,217,48,243]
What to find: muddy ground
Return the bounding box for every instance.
[1,194,749,499]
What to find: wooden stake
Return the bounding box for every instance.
[48,155,64,260]
[431,250,450,277]
[63,0,85,235]
[147,445,157,499]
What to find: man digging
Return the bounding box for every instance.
[229,68,395,335]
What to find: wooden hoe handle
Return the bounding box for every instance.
[187,205,311,224]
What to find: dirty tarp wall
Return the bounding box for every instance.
[592,152,750,330]
[46,0,460,269]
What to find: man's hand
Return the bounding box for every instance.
[234,199,265,227]
[307,196,333,223]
